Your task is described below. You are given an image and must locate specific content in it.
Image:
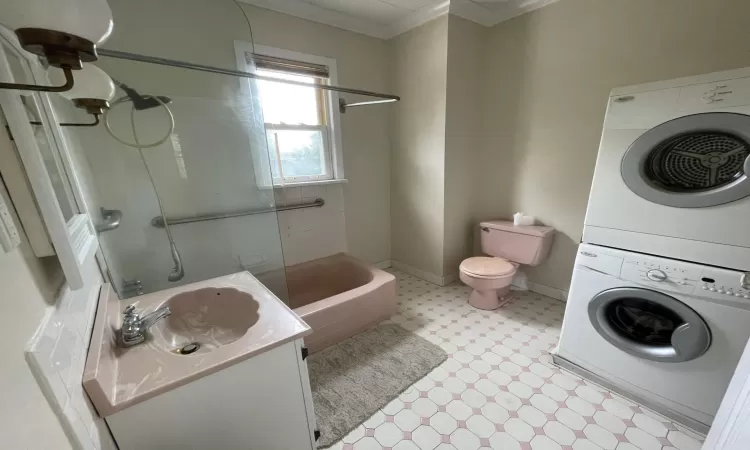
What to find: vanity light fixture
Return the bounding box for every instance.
[0,0,114,93]
[30,63,115,127]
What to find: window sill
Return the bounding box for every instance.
[260,179,348,190]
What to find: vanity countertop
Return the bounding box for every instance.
[83,271,312,417]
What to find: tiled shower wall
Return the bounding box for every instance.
[275,183,347,266]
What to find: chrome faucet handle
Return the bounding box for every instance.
[123,304,139,323]
[118,305,170,348]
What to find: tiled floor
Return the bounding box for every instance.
[327,269,705,450]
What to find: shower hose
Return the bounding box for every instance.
[103,95,185,282]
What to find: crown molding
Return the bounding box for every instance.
[239,0,558,41]
[239,0,393,39]
[388,1,450,39]
[451,0,559,27]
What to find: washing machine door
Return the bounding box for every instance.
[588,287,711,363]
[621,112,750,208]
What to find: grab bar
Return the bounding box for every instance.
[96,207,122,233]
[151,198,325,228]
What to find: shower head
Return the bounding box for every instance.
[113,79,172,110]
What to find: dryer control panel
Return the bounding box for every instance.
[576,244,750,302]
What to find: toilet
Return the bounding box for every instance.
[460,220,555,310]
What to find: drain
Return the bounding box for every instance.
[175,343,200,355]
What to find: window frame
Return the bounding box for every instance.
[234,41,346,188]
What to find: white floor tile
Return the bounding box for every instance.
[332,269,705,450]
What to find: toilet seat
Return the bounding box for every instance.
[460,257,516,279]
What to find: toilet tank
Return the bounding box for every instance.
[480,220,555,266]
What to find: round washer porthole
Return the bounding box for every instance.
[621,113,750,208]
[588,288,711,363]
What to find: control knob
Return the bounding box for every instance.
[646,269,668,282]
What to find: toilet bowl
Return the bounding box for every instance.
[460,257,517,310]
[460,220,555,311]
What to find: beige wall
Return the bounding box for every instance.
[443,15,486,277]
[478,0,750,292]
[389,17,449,277]
[242,5,392,265]
[0,236,68,447]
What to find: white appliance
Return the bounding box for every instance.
[583,67,750,271]
[555,244,750,431]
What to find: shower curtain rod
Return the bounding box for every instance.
[98,49,400,106]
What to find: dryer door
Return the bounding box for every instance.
[588,287,711,362]
[621,112,750,207]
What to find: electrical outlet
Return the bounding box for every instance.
[0,194,21,252]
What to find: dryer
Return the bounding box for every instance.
[555,244,750,432]
[583,67,750,271]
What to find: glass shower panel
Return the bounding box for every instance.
[40,0,291,302]
[48,93,129,291]
[58,57,287,301]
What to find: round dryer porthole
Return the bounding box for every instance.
[621,112,750,208]
[588,288,711,363]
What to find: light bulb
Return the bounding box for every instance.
[57,64,114,102]
[1,0,113,45]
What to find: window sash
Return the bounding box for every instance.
[265,124,333,183]
[256,69,329,127]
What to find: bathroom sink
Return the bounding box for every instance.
[83,272,312,417]
[153,287,260,354]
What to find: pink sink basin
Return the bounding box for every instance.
[153,287,261,354]
[83,272,311,417]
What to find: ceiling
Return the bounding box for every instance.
[240,0,559,39]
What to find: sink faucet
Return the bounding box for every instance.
[119,304,171,348]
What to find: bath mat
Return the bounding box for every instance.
[308,324,448,448]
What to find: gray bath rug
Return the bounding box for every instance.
[308,324,448,448]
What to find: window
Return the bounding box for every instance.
[235,43,345,187]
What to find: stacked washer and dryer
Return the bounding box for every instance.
[555,67,750,434]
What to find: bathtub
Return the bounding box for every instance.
[285,253,396,354]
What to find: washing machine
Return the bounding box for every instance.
[583,66,750,271]
[554,244,750,432]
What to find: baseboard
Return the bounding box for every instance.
[391,260,453,286]
[387,260,564,294]
[373,260,392,270]
[529,281,568,302]
[443,273,458,285]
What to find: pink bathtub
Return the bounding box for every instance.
[285,253,397,354]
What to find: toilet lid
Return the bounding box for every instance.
[460,257,516,278]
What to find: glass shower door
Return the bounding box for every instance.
[56,59,288,300]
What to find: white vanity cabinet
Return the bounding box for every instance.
[105,339,317,450]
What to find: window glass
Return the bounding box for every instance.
[257,69,321,125]
[266,129,326,179]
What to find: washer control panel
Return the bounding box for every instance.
[621,257,701,294]
[577,244,750,302]
[699,270,750,299]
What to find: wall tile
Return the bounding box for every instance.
[276,184,347,266]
